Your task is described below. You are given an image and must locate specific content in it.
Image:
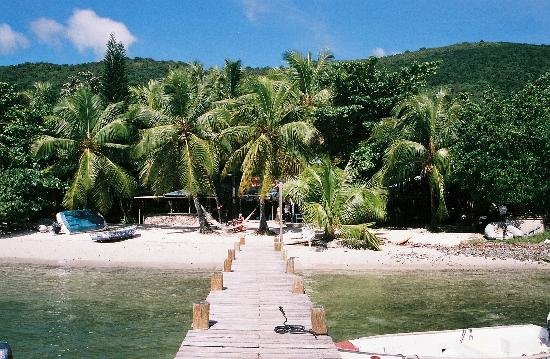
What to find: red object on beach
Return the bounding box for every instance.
[335,340,359,352]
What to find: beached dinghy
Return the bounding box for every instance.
[90,226,137,242]
[338,317,550,359]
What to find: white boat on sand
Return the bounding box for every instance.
[337,316,550,359]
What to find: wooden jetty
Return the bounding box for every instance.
[175,236,341,359]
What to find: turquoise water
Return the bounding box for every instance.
[306,270,550,342]
[0,265,209,358]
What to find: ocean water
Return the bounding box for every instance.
[1,265,548,358]
[0,265,209,358]
[306,270,550,342]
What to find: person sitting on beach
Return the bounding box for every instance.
[231,214,245,232]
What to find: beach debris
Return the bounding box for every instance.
[435,242,550,263]
[143,214,197,226]
[397,236,411,245]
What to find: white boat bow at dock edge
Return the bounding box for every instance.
[337,312,550,359]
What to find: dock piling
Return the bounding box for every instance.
[223,257,232,272]
[286,257,295,274]
[211,272,223,291]
[292,276,304,294]
[311,305,328,335]
[192,301,210,330]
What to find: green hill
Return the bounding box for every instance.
[1,42,549,94]
[378,41,550,94]
[0,57,188,91]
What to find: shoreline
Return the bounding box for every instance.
[1,224,548,272]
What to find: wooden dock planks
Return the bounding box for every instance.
[175,237,341,359]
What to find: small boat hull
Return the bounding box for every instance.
[338,324,550,359]
[90,226,137,242]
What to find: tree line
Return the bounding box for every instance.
[1,36,548,248]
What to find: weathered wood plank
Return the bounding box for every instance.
[174,236,341,359]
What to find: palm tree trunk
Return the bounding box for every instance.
[193,196,211,233]
[429,183,437,225]
[214,194,222,224]
[258,196,269,234]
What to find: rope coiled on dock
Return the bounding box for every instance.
[274,306,318,339]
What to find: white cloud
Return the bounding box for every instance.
[372,47,386,57]
[66,9,136,57]
[239,0,333,50]
[241,0,270,21]
[0,23,29,55]
[30,18,65,48]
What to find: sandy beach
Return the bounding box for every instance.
[1,218,548,271]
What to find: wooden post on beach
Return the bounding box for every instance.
[282,249,287,262]
[192,301,210,330]
[223,258,232,272]
[311,305,327,335]
[211,272,223,291]
[239,236,245,245]
[286,257,294,274]
[228,248,235,260]
[234,241,240,253]
[274,241,282,251]
[292,276,304,294]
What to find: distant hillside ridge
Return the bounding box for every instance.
[377,41,550,94]
[1,42,549,95]
[0,58,188,91]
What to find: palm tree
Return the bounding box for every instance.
[285,159,386,250]
[32,87,135,214]
[133,69,215,233]
[374,89,460,224]
[219,77,318,233]
[224,59,242,99]
[283,50,333,108]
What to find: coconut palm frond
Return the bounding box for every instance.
[133,124,177,158]
[90,156,136,213]
[221,142,252,177]
[279,121,318,148]
[371,117,400,143]
[239,135,271,195]
[182,134,215,195]
[100,156,135,199]
[382,140,427,185]
[197,107,232,134]
[164,69,191,117]
[94,118,130,145]
[285,160,385,244]
[93,101,125,134]
[130,80,168,110]
[434,147,451,177]
[302,202,331,232]
[32,136,77,159]
[223,59,242,98]
[218,125,254,145]
[342,187,387,224]
[61,87,103,137]
[140,143,181,195]
[283,51,314,96]
[283,50,333,107]
[375,89,459,224]
[63,149,97,209]
[340,224,380,250]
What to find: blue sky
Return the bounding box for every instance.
[0,0,548,67]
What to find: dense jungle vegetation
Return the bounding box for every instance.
[1,39,548,247]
